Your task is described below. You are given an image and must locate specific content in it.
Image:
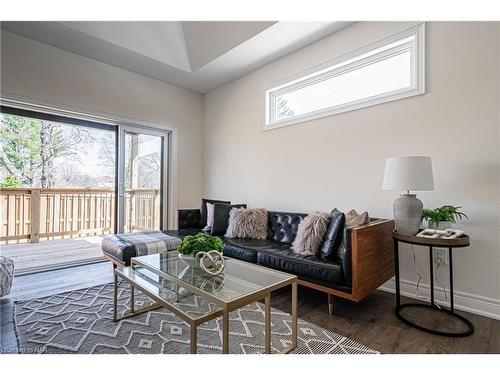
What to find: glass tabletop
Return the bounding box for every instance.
[132,251,296,304]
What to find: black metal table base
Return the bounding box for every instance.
[393,238,474,338]
[396,303,474,337]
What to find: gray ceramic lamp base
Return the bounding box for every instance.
[393,194,423,235]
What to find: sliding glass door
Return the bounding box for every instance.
[0,106,117,274]
[117,126,169,234]
[0,105,170,274]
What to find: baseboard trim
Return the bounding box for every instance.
[379,277,500,321]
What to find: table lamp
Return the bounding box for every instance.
[383,156,434,235]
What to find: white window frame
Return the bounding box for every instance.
[264,23,425,130]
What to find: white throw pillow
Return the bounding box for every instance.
[203,203,215,232]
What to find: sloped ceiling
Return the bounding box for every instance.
[0,21,351,93]
[182,21,276,71]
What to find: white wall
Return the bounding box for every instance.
[0,30,204,214]
[203,22,500,318]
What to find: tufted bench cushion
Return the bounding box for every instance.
[103,228,203,266]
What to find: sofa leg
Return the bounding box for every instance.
[328,294,335,315]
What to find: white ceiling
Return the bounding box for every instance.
[0,21,351,93]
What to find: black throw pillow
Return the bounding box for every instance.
[211,203,247,235]
[200,198,231,227]
[319,208,346,260]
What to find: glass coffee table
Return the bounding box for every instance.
[113,251,298,354]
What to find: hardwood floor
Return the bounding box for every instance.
[1,261,499,354]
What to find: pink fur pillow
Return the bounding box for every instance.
[225,208,268,239]
[292,211,330,256]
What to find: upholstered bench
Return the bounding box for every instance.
[102,230,190,268]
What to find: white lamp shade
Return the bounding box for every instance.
[382,156,434,191]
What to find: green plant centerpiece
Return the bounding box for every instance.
[422,205,469,229]
[178,233,223,256]
[177,233,225,273]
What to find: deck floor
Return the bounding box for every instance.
[0,236,105,274]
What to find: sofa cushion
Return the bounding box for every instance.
[257,248,344,285]
[201,198,231,227]
[222,238,289,263]
[211,203,247,235]
[319,208,345,260]
[267,211,307,244]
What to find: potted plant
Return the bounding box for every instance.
[177,233,224,268]
[422,205,469,230]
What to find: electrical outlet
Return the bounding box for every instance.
[434,248,448,265]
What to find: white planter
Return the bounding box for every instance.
[178,253,201,269]
[428,221,452,230]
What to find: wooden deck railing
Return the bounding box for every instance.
[0,188,159,244]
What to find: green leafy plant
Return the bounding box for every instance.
[422,205,469,225]
[0,175,21,188]
[177,233,224,256]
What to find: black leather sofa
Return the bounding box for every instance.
[102,208,394,314]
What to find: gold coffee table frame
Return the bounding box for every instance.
[113,255,298,354]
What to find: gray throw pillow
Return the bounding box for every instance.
[346,209,370,227]
[338,209,370,259]
[292,211,330,256]
[225,208,268,239]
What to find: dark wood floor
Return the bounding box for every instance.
[1,261,499,354]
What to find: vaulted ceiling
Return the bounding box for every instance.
[1,21,351,93]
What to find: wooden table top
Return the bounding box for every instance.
[393,230,470,248]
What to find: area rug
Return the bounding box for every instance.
[14,282,378,354]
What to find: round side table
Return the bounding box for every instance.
[393,231,474,337]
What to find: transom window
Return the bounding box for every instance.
[265,24,425,129]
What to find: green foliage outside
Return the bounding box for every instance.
[422,205,469,225]
[0,175,21,188]
[177,233,224,256]
[0,114,67,187]
[0,114,95,188]
[276,97,295,120]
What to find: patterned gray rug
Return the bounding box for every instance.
[14,282,378,354]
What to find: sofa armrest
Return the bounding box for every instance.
[178,209,202,230]
[348,218,394,301]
